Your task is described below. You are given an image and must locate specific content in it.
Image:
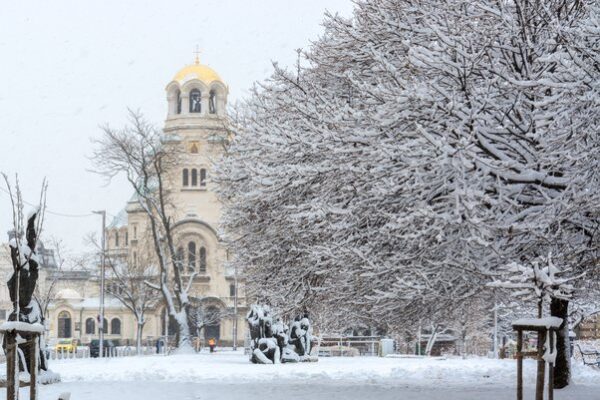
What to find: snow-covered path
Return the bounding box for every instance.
[2,352,599,399]
[28,380,600,400]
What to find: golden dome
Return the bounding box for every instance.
[172,61,223,85]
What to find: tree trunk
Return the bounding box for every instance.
[551,298,570,389]
[136,321,145,355]
[425,325,438,356]
[173,309,193,353]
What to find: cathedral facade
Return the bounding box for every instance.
[14,59,247,348]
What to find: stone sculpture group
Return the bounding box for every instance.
[246,304,317,364]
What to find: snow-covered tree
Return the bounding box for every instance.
[104,246,159,355]
[217,0,600,384]
[92,110,195,351]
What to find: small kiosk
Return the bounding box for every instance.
[0,321,44,400]
[512,317,563,400]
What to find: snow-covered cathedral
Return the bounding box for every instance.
[0,58,247,347]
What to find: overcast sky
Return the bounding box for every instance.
[0,0,355,258]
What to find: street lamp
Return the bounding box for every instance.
[93,210,106,359]
[233,261,238,351]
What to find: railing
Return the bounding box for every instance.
[45,345,158,360]
[318,336,383,357]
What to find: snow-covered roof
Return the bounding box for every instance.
[512,317,563,329]
[51,296,126,310]
[108,208,128,229]
[79,297,125,309]
[56,288,83,300]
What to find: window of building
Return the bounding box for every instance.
[199,247,206,273]
[115,232,119,248]
[133,226,137,239]
[188,241,196,272]
[191,169,198,186]
[102,317,108,334]
[85,318,95,335]
[176,91,182,114]
[161,308,178,336]
[176,247,184,271]
[183,168,189,187]
[190,143,198,153]
[209,90,216,114]
[133,252,137,268]
[200,168,207,187]
[111,318,121,335]
[125,231,128,246]
[229,283,235,297]
[58,311,72,338]
[189,89,201,113]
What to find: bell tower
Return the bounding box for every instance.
[164,56,229,134]
[161,57,229,227]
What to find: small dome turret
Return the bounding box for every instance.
[165,56,228,120]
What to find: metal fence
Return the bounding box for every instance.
[45,345,158,360]
[317,336,383,357]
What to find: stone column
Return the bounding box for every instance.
[202,92,210,116]
[181,93,190,115]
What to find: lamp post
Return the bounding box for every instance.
[232,262,238,351]
[93,210,106,359]
[493,302,499,358]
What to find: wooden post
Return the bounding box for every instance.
[6,332,16,400]
[29,336,38,400]
[548,330,554,400]
[516,329,523,400]
[535,330,546,400]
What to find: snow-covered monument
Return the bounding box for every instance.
[247,305,317,364]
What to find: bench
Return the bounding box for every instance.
[577,344,600,366]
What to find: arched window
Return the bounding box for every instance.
[177,91,182,114]
[209,90,216,114]
[190,143,198,153]
[191,169,198,186]
[111,318,121,335]
[176,247,184,271]
[161,308,177,336]
[199,247,206,273]
[58,311,72,338]
[115,232,119,248]
[183,168,189,187]
[189,89,201,113]
[200,169,207,187]
[204,306,220,340]
[229,283,235,297]
[188,241,196,272]
[85,318,95,335]
[102,317,108,334]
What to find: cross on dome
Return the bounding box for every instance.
[193,46,201,65]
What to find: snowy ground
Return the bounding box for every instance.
[2,351,599,399]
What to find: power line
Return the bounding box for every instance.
[0,185,114,219]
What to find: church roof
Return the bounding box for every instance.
[172,62,223,85]
[108,208,128,229]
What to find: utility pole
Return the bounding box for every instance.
[493,302,499,359]
[232,261,238,351]
[93,210,106,358]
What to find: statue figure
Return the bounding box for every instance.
[247,305,278,364]
[4,212,48,373]
[246,305,315,364]
[289,313,312,357]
